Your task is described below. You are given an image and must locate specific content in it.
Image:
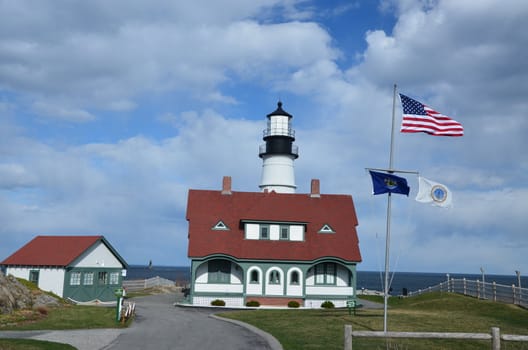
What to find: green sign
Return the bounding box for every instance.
[114,288,124,297]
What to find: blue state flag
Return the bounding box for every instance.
[369,170,410,196]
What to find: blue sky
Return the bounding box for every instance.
[1,0,527,276]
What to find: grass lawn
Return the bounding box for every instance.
[0,304,129,331]
[219,292,528,350]
[0,339,76,350]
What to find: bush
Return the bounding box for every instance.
[287,300,300,308]
[321,301,335,309]
[211,299,226,306]
[246,300,260,307]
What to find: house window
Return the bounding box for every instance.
[208,260,231,283]
[83,272,94,285]
[250,270,259,284]
[110,272,120,285]
[70,272,81,285]
[269,270,280,284]
[280,225,289,240]
[315,263,336,285]
[29,270,39,285]
[260,225,270,240]
[290,271,299,285]
[98,271,108,285]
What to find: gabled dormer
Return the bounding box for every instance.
[241,220,305,241]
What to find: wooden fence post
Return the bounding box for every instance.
[344,325,352,350]
[512,284,516,304]
[491,327,500,350]
[463,278,467,295]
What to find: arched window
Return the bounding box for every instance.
[208,260,231,283]
[314,263,336,285]
[269,270,280,284]
[290,271,299,285]
[250,270,259,284]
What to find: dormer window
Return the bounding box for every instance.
[318,224,335,234]
[260,225,270,239]
[280,225,289,240]
[242,221,305,241]
[212,220,229,231]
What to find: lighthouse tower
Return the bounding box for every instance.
[259,102,299,193]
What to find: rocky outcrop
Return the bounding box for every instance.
[0,271,59,314]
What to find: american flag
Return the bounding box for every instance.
[399,94,464,136]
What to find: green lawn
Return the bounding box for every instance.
[0,304,128,331]
[0,339,76,350]
[0,303,130,349]
[219,293,528,350]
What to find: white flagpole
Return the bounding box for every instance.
[383,84,398,333]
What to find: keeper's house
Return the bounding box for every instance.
[186,102,362,308]
[1,235,128,303]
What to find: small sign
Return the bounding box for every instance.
[114,288,124,297]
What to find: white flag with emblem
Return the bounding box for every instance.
[415,176,452,208]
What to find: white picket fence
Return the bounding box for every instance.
[122,276,175,292]
[408,277,527,308]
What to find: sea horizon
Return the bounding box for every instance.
[124,265,526,295]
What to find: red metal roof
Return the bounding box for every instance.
[1,235,117,267]
[186,190,362,262]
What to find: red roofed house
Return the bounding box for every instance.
[186,103,362,307]
[1,235,128,303]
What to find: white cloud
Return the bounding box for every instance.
[32,101,95,122]
[0,0,336,119]
[0,0,527,276]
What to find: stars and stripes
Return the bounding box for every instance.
[399,94,464,136]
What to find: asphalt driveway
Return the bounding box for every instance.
[0,293,279,350]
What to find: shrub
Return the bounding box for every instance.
[246,300,260,307]
[211,299,226,306]
[287,300,300,308]
[321,300,335,309]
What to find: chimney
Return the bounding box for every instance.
[221,176,232,195]
[310,179,320,198]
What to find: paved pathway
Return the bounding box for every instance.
[0,293,278,350]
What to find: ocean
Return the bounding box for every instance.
[125,265,527,295]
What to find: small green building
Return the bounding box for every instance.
[1,235,128,303]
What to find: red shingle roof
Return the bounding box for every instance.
[186,190,362,262]
[1,235,119,267]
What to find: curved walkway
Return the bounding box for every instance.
[0,293,280,350]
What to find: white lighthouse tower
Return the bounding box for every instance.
[259,102,298,193]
